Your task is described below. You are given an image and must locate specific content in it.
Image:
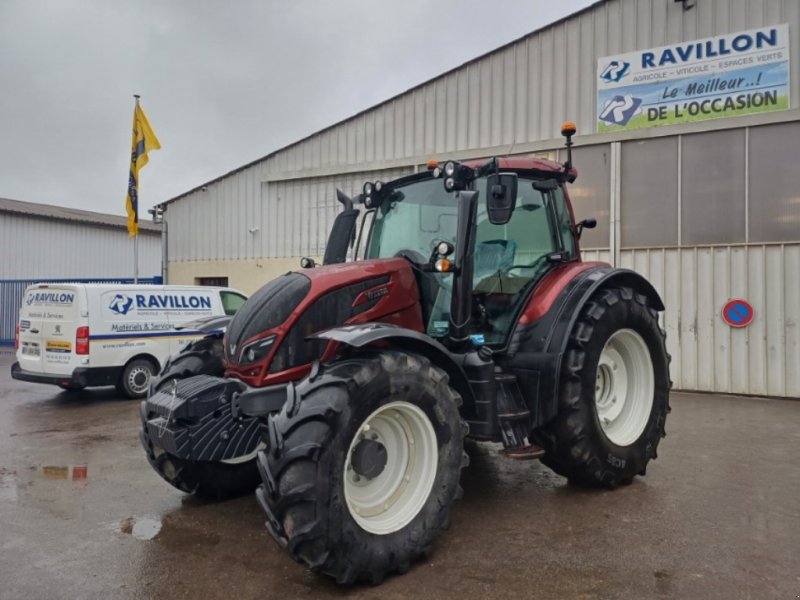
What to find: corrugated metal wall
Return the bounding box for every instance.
[168,167,413,261]
[0,213,161,279]
[622,245,800,398]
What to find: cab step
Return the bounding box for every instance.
[495,372,544,460]
[501,443,546,460]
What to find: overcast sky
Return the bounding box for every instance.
[0,0,594,218]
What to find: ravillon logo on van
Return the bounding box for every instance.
[109,294,134,315]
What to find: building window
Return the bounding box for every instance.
[748,122,800,243]
[681,129,746,245]
[565,144,611,249]
[621,137,679,248]
[195,277,228,287]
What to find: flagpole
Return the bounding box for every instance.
[133,94,140,284]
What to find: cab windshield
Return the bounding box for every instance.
[365,174,575,344]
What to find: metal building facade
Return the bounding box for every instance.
[161,0,800,397]
[0,198,161,280]
[0,198,162,345]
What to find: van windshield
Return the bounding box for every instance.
[221,292,247,316]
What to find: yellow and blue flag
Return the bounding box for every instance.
[126,102,161,236]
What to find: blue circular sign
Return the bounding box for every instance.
[722,299,754,328]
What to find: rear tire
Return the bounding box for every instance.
[116,358,157,399]
[140,336,261,500]
[533,287,671,487]
[257,351,467,584]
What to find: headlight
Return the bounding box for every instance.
[239,335,277,365]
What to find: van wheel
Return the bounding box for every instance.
[117,358,157,399]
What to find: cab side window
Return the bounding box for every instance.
[475,180,561,272]
[221,292,247,316]
[471,178,576,344]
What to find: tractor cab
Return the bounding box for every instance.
[356,157,579,349]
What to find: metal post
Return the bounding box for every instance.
[133,94,140,283]
[134,234,139,283]
[161,216,168,283]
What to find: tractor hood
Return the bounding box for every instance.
[224,258,424,386]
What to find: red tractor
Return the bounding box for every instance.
[141,123,670,584]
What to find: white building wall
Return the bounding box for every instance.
[0,213,161,280]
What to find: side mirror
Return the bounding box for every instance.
[486,172,518,225]
[576,217,597,239]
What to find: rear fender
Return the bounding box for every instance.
[506,267,664,429]
[312,324,476,413]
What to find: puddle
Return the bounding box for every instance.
[117,515,163,540]
[40,464,88,481]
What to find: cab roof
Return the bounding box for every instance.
[464,156,577,180]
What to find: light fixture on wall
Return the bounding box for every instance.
[148,206,164,224]
[248,227,260,234]
[674,0,695,10]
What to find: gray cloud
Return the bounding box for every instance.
[0,0,593,217]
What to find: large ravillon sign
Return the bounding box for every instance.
[596,24,790,131]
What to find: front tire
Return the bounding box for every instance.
[256,351,467,584]
[140,336,261,500]
[533,286,671,487]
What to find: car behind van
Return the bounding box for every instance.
[11,283,247,398]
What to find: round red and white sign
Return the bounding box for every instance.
[721,299,754,328]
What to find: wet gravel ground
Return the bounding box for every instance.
[0,349,798,599]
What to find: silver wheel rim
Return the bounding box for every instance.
[343,401,438,535]
[127,365,152,395]
[595,329,654,446]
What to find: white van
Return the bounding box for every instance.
[11,283,247,398]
